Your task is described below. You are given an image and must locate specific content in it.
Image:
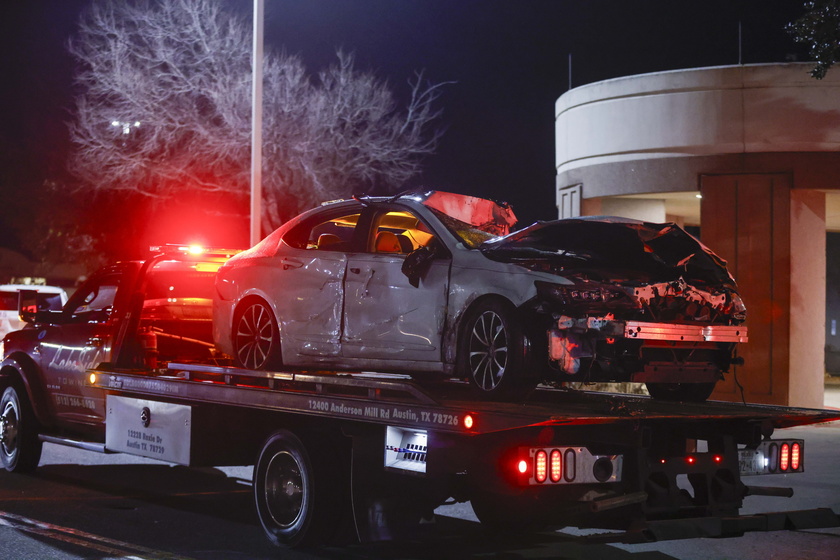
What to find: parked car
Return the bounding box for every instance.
[213,191,747,401]
[0,284,67,340]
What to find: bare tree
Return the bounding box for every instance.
[69,0,445,233]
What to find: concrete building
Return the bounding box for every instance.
[555,63,840,408]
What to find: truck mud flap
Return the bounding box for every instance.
[587,508,840,544]
[347,425,436,543]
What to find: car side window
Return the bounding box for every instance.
[284,212,362,251]
[68,275,120,322]
[370,210,436,255]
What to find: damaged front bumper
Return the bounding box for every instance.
[548,315,748,381]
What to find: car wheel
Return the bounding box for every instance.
[254,430,341,548]
[460,299,536,400]
[0,384,43,473]
[233,300,282,370]
[645,382,716,402]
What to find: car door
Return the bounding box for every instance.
[36,267,126,430]
[256,208,362,361]
[342,208,451,365]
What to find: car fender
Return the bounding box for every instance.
[443,256,551,365]
[0,353,54,428]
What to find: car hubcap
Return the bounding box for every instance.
[0,401,19,458]
[264,451,305,528]
[469,310,508,391]
[236,304,274,369]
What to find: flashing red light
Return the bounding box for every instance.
[780,443,790,472]
[535,450,548,483]
[791,443,801,471]
[187,244,206,255]
[550,449,563,483]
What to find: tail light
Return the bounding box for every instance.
[514,446,622,486]
[738,439,805,475]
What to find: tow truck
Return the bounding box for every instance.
[0,245,838,548]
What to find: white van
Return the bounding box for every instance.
[0,284,68,339]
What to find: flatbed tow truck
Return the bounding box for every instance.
[1,246,839,549]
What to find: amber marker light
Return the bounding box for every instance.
[89,373,97,385]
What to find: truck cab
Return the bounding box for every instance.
[1,246,234,444]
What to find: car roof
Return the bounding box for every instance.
[0,284,66,294]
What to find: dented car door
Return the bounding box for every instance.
[342,209,451,365]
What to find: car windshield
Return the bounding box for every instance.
[429,208,498,249]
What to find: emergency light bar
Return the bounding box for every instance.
[148,244,241,260]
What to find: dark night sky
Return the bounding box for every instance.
[0,1,810,250]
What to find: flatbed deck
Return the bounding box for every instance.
[89,363,840,435]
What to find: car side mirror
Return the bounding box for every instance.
[401,246,436,288]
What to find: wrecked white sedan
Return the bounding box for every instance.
[213,191,747,401]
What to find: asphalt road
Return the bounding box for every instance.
[0,395,838,560]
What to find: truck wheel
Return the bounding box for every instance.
[646,382,716,402]
[0,385,42,473]
[254,431,337,548]
[233,300,282,370]
[460,299,536,400]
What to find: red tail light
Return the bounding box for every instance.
[779,443,790,472]
[550,449,563,482]
[791,442,801,471]
[534,450,548,483]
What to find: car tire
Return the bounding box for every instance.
[0,384,43,473]
[254,430,340,548]
[645,382,716,402]
[459,299,537,400]
[233,299,283,371]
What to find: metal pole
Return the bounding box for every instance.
[568,53,572,90]
[250,0,264,246]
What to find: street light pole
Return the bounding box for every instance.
[250,0,264,246]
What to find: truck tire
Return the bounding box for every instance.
[253,430,338,548]
[0,385,43,473]
[459,299,537,400]
[233,299,282,371]
[646,382,716,402]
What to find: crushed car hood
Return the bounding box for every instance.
[480,217,736,288]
